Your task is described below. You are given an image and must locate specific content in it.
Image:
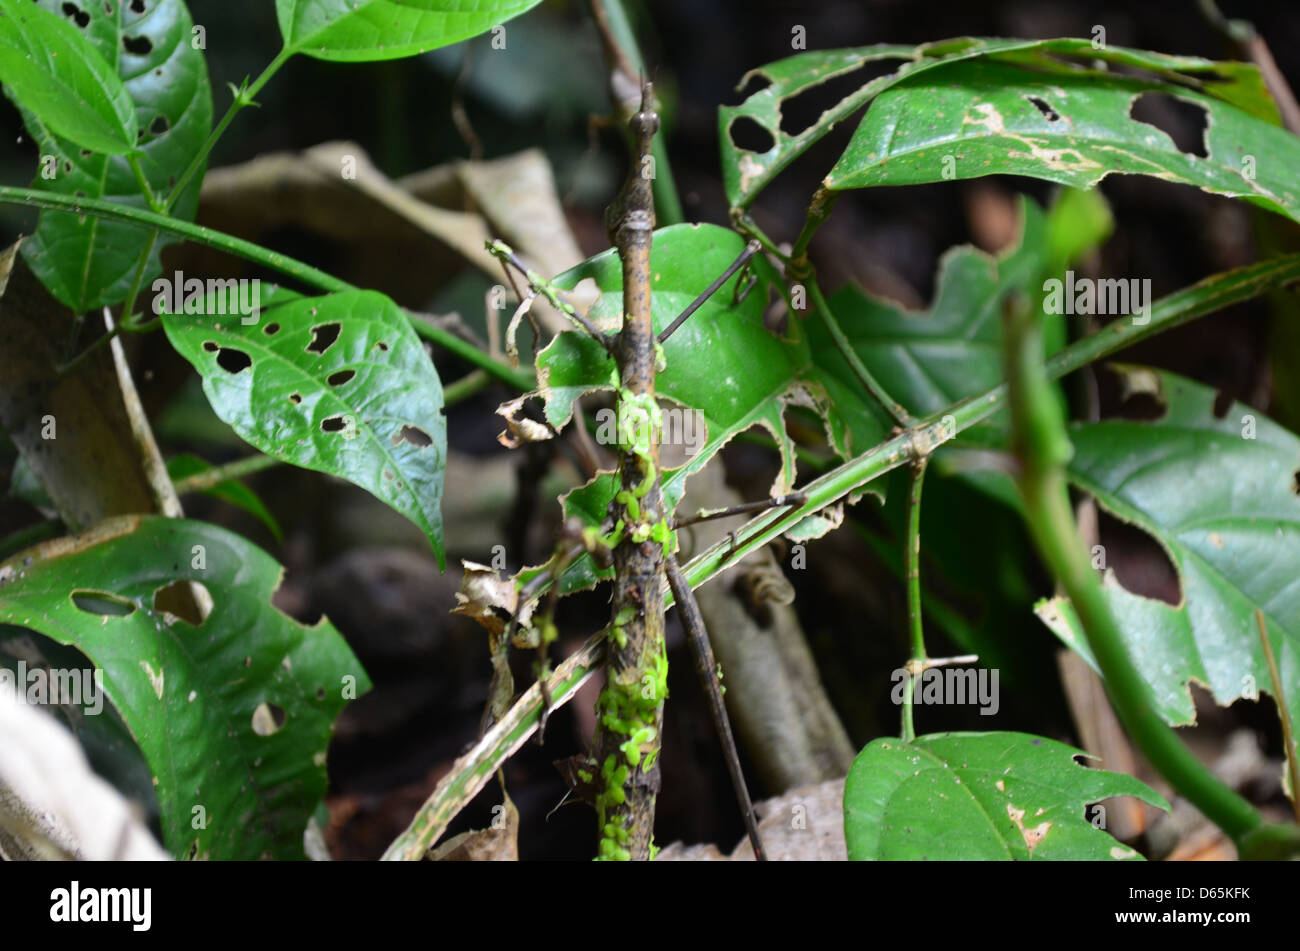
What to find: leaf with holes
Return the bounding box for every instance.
[162,287,447,568]
[1034,367,1300,736]
[814,196,1053,454]
[14,0,213,313]
[166,455,283,543]
[843,732,1167,860]
[276,0,544,62]
[0,516,370,859]
[513,223,886,591]
[0,0,138,156]
[720,36,1279,211]
[826,57,1300,224]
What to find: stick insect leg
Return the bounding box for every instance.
[672,491,808,530]
[657,239,761,343]
[665,554,767,861]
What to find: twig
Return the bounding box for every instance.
[487,240,616,353]
[171,454,284,495]
[901,456,928,743]
[591,81,667,861]
[381,632,606,860]
[665,555,766,859]
[808,277,916,428]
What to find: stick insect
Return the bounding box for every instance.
[488,82,800,861]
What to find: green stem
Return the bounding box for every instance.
[127,154,162,213]
[441,368,492,405]
[733,213,789,262]
[0,186,534,391]
[1001,289,1286,855]
[122,230,160,323]
[172,453,284,495]
[808,277,915,427]
[56,310,155,377]
[901,455,928,743]
[676,251,1300,601]
[789,185,836,271]
[164,49,292,212]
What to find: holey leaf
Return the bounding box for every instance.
[1035,368,1300,735]
[163,287,448,568]
[0,0,137,156]
[720,36,1280,211]
[843,732,1168,860]
[15,0,213,312]
[825,57,1300,225]
[277,0,544,62]
[0,516,371,860]
[509,223,887,592]
[813,195,1055,453]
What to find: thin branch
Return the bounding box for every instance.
[808,277,915,428]
[665,555,766,860]
[487,240,616,353]
[380,632,606,860]
[901,455,928,743]
[172,454,284,495]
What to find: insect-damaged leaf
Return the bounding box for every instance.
[720,35,1281,211]
[162,287,447,568]
[826,57,1300,225]
[276,0,544,62]
[14,0,213,313]
[843,732,1167,860]
[1035,368,1300,740]
[0,516,370,859]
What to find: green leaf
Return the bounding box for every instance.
[815,196,1054,452]
[162,286,447,568]
[0,0,138,155]
[843,732,1168,860]
[0,516,370,859]
[1034,367,1300,735]
[16,0,213,312]
[720,36,1281,210]
[277,0,544,62]
[165,455,283,543]
[826,57,1300,225]
[529,223,885,590]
